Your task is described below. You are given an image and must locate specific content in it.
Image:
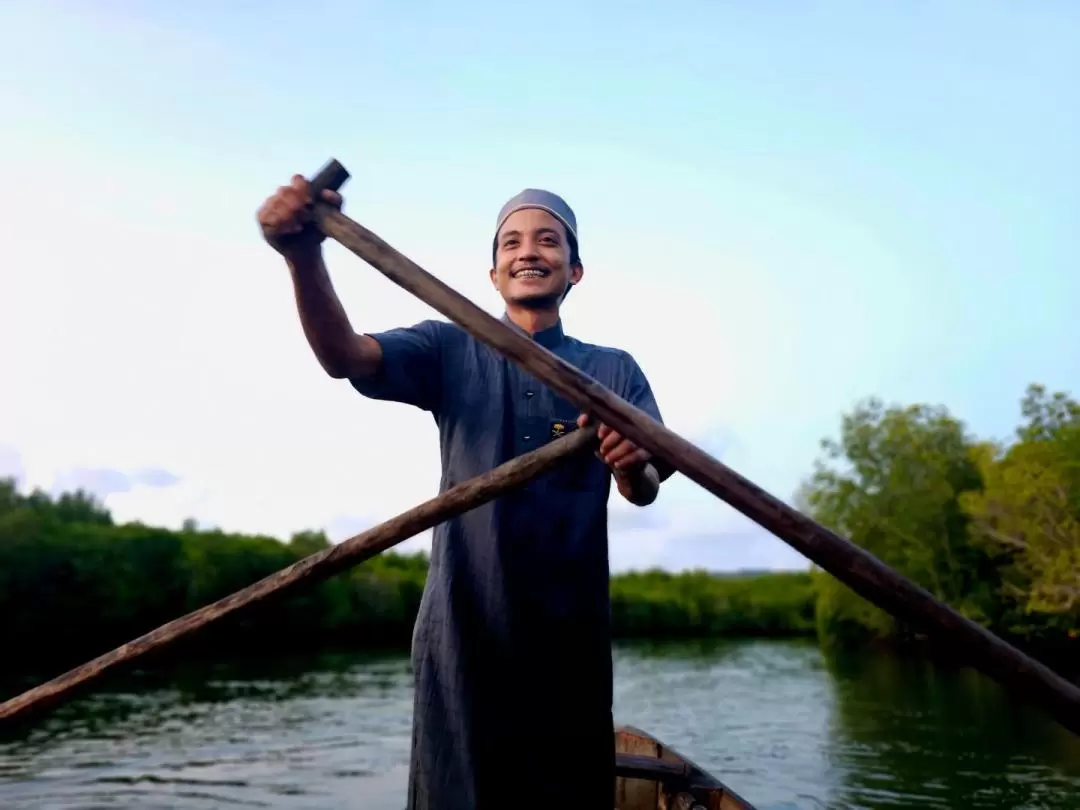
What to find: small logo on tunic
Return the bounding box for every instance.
[549,419,576,440]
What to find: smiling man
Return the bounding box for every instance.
[257,179,672,810]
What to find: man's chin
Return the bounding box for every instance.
[505,288,562,309]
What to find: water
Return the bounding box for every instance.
[2,639,1078,809]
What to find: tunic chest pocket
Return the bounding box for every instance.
[544,415,601,490]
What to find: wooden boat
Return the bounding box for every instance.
[614,725,757,810]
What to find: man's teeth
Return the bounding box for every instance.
[515,270,546,278]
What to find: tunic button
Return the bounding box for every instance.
[524,391,534,398]
[523,435,532,441]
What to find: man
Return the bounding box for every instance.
[257,176,672,810]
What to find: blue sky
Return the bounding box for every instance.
[1,1,1077,572]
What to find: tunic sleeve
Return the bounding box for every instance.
[622,356,676,483]
[349,319,446,413]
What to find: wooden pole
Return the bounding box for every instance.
[0,425,598,727]
[310,159,1080,736]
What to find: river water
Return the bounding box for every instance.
[1,639,1078,809]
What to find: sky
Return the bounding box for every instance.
[1,1,1077,573]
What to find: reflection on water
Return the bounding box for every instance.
[824,649,1080,809]
[1,641,1078,809]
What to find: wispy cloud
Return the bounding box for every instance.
[324,513,377,542]
[609,501,672,533]
[50,467,181,498]
[0,444,25,485]
[652,529,810,573]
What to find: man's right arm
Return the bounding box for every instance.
[289,249,445,412]
[258,173,382,382]
[286,249,382,380]
[257,174,443,413]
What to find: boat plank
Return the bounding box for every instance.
[615,728,661,810]
[614,725,758,810]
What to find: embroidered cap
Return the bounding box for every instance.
[494,188,578,247]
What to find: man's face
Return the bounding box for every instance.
[490,208,583,308]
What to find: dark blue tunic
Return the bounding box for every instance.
[350,314,668,810]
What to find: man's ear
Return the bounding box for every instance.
[568,262,584,288]
[560,262,584,302]
[489,266,498,288]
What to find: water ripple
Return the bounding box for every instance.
[1,642,1078,809]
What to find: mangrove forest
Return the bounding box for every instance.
[1,382,1076,679]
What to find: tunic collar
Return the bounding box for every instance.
[500,312,566,350]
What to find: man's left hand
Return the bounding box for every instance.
[576,413,650,473]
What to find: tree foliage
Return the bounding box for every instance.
[801,383,1080,653]
[0,480,814,679]
[610,568,815,638]
[960,385,1080,640]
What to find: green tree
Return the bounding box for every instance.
[960,385,1080,642]
[797,398,994,645]
[1017,383,1080,443]
[289,529,332,557]
[610,569,815,638]
[0,475,839,683]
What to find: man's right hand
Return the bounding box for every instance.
[257,174,343,260]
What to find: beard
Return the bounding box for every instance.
[505,272,571,309]
[512,288,565,309]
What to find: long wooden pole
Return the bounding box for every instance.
[310,159,1080,736]
[0,425,598,726]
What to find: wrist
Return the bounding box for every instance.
[615,459,655,481]
[284,244,325,276]
[615,461,660,505]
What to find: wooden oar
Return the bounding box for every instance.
[0,426,598,726]
[308,158,1080,736]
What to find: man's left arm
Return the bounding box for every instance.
[580,356,674,507]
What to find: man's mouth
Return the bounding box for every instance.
[511,267,549,279]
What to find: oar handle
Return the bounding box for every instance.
[309,158,350,197]
[271,159,351,252]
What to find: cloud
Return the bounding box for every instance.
[608,517,810,574]
[651,529,810,573]
[690,424,742,464]
[324,513,377,542]
[136,468,181,488]
[50,467,181,499]
[0,444,25,485]
[609,500,672,533]
[321,514,432,558]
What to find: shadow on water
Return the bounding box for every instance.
[822,646,1080,810]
